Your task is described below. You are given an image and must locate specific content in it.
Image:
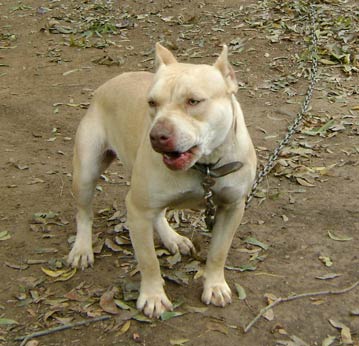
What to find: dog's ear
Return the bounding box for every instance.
[155,43,177,69]
[214,45,238,94]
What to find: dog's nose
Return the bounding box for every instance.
[149,126,174,151]
[150,133,170,145]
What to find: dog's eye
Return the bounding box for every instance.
[148,99,157,108]
[187,98,201,106]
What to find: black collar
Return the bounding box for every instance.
[192,160,243,178]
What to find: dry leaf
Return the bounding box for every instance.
[100,288,120,315]
[316,273,342,280]
[263,308,274,321]
[105,238,123,252]
[321,335,336,346]
[41,267,69,278]
[329,319,353,344]
[319,256,333,267]
[296,177,315,187]
[265,293,278,304]
[170,338,190,346]
[116,320,131,336]
[54,268,76,282]
[25,341,39,346]
[5,261,29,270]
[327,230,353,242]
[0,231,11,241]
[341,327,353,344]
[206,321,229,335]
[290,335,309,346]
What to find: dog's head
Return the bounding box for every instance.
[148,43,238,171]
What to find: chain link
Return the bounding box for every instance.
[245,3,318,208]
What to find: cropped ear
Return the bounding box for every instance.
[214,45,238,94]
[155,42,177,70]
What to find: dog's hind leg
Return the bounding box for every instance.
[68,112,115,269]
[154,210,194,255]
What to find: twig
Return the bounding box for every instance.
[244,280,359,333]
[16,315,111,346]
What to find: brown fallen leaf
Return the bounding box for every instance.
[25,341,39,346]
[5,261,29,270]
[296,177,315,187]
[316,273,342,280]
[105,238,123,252]
[100,287,120,315]
[263,308,274,321]
[206,321,229,335]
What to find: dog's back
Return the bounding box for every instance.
[91,71,154,170]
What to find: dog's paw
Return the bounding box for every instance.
[137,288,173,318]
[201,280,232,307]
[68,243,94,269]
[162,233,194,256]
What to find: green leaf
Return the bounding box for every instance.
[235,283,247,300]
[131,313,152,323]
[160,311,184,321]
[114,299,135,311]
[0,318,18,325]
[244,237,269,250]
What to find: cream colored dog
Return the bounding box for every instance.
[68,43,256,318]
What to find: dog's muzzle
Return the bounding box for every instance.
[149,123,198,170]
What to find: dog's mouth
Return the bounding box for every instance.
[162,146,199,170]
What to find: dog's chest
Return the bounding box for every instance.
[167,186,205,209]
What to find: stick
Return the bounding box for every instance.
[16,315,111,346]
[244,280,359,333]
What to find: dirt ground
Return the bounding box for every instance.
[1,0,358,345]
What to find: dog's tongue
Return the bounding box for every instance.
[163,151,193,170]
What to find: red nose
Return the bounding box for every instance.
[149,122,175,152]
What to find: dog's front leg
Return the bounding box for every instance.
[126,192,173,318]
[201,199,245,307]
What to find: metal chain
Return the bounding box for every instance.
[245,3,318,208]
[202,174,217,230]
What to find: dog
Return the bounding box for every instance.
[68,43,257,318]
